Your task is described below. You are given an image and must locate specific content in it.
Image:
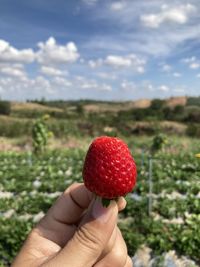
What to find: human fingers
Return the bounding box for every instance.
[36,183,93,246]
[117,196,127,211]
[44,183,93,224]
[94,227,128,267]
[124,256,133,267]
[36,183,126,247]
[42,197,118,267]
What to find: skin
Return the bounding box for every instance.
[12,183,133,267]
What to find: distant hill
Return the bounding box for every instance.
[2,95,197,116]
[165,96,187,108]
[83,97,187,113]
[11,102,63,113]
[0,95,200,138]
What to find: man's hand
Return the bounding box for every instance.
[12,183,132,267]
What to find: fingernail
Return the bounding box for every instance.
[92,197,116,223]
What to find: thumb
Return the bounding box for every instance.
[49,197,118,267]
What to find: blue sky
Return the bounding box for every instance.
[0,0,200,101]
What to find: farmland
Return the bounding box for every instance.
[0,97,200,266]
[0,136,200,266]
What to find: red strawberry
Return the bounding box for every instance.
[83,136,137,199]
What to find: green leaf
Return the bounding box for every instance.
[102,198,111,207]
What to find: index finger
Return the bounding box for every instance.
[35,183,93,247]
[48,183,94,225]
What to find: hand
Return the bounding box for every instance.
[12,183,132,267]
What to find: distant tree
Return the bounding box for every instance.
[150,99,164,111]
[186,124,200,137]
[184,107,200,123]
[0,101,11,115]
[173,105,184,114]
[187,97,200,106]
[163,107,173,120]
[76,103,84,115]
[163,105,186,121]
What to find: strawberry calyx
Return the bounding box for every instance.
[102,198,112,207]
[94,194,120,207]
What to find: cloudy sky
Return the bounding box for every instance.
[0,0,200,101]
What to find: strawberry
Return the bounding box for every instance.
[83,136,137,199]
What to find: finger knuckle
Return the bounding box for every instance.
[76,225,103,251]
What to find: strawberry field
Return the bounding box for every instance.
[0,137,200,266]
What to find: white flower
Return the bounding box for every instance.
[11,164,17,169]
[163,217,184,224]
[65,179,73,185]
[0,191,14,199]
[33,180,42,188]
[33,211,45,223]
[19,214,32,221]
[130,193,142,201]
[45,192,61,198]
[21,191,27,196]
[56,156,61,162]
[65,168,72,177]
[29,190,37,196]
[3,209,15,218]
[184,212,193,219]
[58,170,64,176]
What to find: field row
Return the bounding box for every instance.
[0,146,200,265]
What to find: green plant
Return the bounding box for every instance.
[32,115,53,155]
[151,133,168,154]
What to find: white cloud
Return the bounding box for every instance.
[159,85,170,91]
[105,54,146,73]
[0,39,34,63]
[196,73,200,78]
[0,67,26,78]
[161,64,172,72]
[37,37,79,65]
[0,37,80,67]
[182,56,196,63]
[173,72,182,77]
[82,0,98,6]
[189,62,200,69]
[0,85,4,94]
[147,84,155,91]
[173,87,185,93]
[121,80,136,91]
[96,72,117,80]
[40,66,67,76]
[141,4,196,28]
[0,63,27,79]
[88,59,103,68]
[182,56,200,69]
[75,76,112,91]
[83,1,200,58]
[110,2,126,11]
[52,76,72,87]
[100,84,112,91]
[33,76,51,89]
[89,54,146,73]
[0,75,55,100]
[81,81,97,90]
[105,55,132,67]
